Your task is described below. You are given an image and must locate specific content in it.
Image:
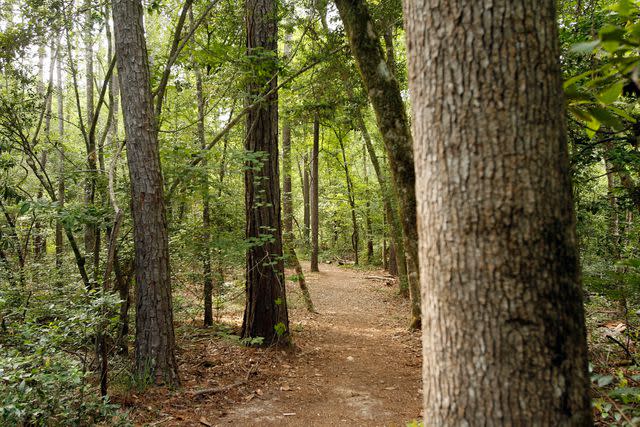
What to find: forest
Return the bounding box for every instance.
[1,0,639,425]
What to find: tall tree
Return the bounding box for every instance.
[84,0,99,285]
[55,42,65,269]
[404,0,592,423]
[112,0,179,384]
[334,0,420,329]
[310,112,320,272]
[242,0,290,345]
[282,33,315,313]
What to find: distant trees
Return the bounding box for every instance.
[404,0,592,423]
[334,0,421,329]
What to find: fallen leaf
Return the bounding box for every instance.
[199,417,212,427]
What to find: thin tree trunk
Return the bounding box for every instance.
[191,8,213,327]
[355,105,408,295]
[363,143,373,264]
[382,208,388,270]
[242,0,290,345]
[112,0,179,385]
[55,42,65,269]
[282,33,315,313]
[84,0,99,286]
[310,113,320,272]
[302,153,310,244]
[337,133,358,265]
[34,45,52,259]
[335,0,420,328]
[404,0,592,422]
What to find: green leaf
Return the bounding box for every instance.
[597,81,625,105]
[609,106,637,122]
[564,70,596,89]
[19,202,30,215]
[588,106,625,131]
[571,39,601,54]
[610,0,639,17]
[598,375,615,387]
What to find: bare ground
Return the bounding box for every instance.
[118,262,422,426]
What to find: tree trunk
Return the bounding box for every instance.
[112,0,179,385]
[337,133,358,265]
[55,42,65,270]
[334,0,420,329]
[354,104,408,295]
[34,45,51,259]
[363,143,373,264]
[282,33,315,313]
[302,153,310,244]
[404,0,592,423]
[84,0,99,286]
[242,0,290,345]
[310,112,320,272]
[191,13,213,327]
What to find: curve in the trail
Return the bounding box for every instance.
[221,262,422,426]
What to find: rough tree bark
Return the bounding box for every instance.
[334,0,420,329]
[310,112,320,272]
[404,0,592,423]
[242,0,290,345]
[112,0,179,385]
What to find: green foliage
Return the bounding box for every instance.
[0,281,124,425]
[591,366,640,424]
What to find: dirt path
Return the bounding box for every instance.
[125,263,422,426]
[220,263,422,426]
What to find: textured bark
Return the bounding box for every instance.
[242,0,290,345]
[404,0,592,423]
[112,0,179,385]
[310,113,320,272]
[334,0,420,329]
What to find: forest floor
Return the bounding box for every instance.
[115,262,422,426]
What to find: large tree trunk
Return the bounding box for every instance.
[242,0,290,345]
[334,0,420,329]
[404,0,592,423]
[112,0,179,385]
[310,113,320,272]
